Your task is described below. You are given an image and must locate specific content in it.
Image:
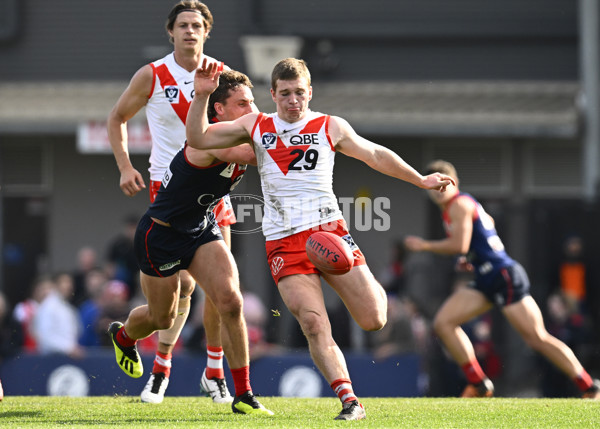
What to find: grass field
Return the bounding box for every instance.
[1,396,599,428]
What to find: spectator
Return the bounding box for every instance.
[378,240,408,296]
[105,215,140,299]
[0,291,23,361]
[31,273,84,358]
[540,292,591,397]
[242,287,285,360]
[95,280,131,348]
[558,235,587,314]
[78,268,110,347]
[372,295,420,360]
[12,275,53,352]
[72,246,100,306]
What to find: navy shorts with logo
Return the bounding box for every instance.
[470,262,531,307]
[134,214,223,277]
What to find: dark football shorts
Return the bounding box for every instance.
[134,214,223,277]
[470,262,531,307]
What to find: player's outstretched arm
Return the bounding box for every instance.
[186,60,255,150]
[332,116,455,191]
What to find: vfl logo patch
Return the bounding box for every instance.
[162,166,173,188]
[341,234,358,251]
[271,257,284,275]
[165,86,179,102]
[159,260,181,271]
[261,133,277,150]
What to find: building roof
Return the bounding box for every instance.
[0,80,580,138]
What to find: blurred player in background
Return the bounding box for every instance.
[186,58,454,420]
[106,1,235,404]
[108,67,272,415]
[404,159,600,399]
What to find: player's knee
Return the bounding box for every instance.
[520,329,547,350]
[359,312,386,331]
[152,312,175,331]
[433,314,450,336]
[298,311,328,337]
[215,288,243,317]
[180,282,195,296]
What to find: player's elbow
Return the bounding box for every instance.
[186,136,205,150]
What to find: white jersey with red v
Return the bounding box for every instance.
[145,52,224,181]
[251,111,344,240]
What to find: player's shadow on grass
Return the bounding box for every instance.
[0,411,43,418]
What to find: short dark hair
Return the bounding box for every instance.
[207,70,253,119]
[165,1,214,43]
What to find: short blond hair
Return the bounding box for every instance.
[425,159,459,186]
[271,58,311,91]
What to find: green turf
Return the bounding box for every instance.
[0,396,598,428]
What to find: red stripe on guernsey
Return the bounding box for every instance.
[300,115,327,134]
[260,115,312,176]
[145,221,164,277]
[148,64,158,99]
[442,193,477,236]
[154,63,190,125]
[324,115,335,151]
[250,112,265,137]
[501,267,514,304]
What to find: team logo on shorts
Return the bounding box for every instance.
[159,259,181,271]
[165,86,179,102]
[271,257,284,275]
[341,234,358,251]
[261,133,277,150]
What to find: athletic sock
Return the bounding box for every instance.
[116,326,136,347]
[574,369,594,392]
[206,345,225,379]
[461,359,487,385]
[230,365,251,397]
[152,351,172,378]
[331,378,357,403]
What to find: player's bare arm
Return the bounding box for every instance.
[187,60,256,150]
[185,144,257,167]
[332,116,455,191]
[405,197,474,254]
[107,64,153,196]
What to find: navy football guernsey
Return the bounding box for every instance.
[147,144,247,234]
[443,192,515,284]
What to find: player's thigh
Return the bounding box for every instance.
[435,287,492,327]
[140,272,180,317]
[187,240,240,307]
[502,295,546,339]
[278,274,327,319]
[324,265,386,319]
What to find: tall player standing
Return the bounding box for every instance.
[107,1,233,404]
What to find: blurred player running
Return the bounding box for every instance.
[405,159,600,400]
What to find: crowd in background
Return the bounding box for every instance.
[0,220,597,398]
